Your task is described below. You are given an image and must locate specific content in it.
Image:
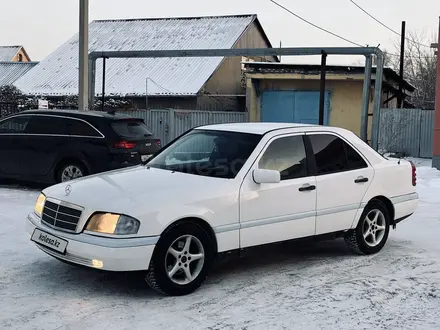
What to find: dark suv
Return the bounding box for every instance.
[0,109,161,183]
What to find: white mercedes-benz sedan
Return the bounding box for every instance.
[26,123,419,295]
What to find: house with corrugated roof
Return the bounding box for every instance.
[0,62,38,86]
[14,14,277,111]
[0,46,31,62]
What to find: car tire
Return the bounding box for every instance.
[344,199,391,255]
[56,161,88,183]
[145,221,215,296]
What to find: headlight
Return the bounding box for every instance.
[34,193,46,216]
[86,213,140,235]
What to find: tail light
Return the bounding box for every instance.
[113,141,136,149]
[409,160,416,186]
[156,139,161,147]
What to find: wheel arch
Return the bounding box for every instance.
[54,157,91,182]
[160,217,218,255]
[365,196,395,222]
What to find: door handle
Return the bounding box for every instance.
[355,176,369,183]
[299,184,316,192]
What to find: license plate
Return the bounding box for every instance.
[31,228,68,254]
[141,154,152,162]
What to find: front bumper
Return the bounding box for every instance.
[26,212,158,272]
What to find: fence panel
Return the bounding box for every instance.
[420,110,435,158]
[211,111,248,124]
[148,110,170,144]
[378,108,434,158]
[173,111,210,138]
[117,109,248,146]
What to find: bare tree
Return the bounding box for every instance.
[372,48,393,67]
[389,30,437,109]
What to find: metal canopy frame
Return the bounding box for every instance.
[87,47,384,149]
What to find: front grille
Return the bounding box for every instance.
[41,200,82,232]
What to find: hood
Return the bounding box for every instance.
[42,165,227,214]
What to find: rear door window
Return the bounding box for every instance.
[111,120,153,139]
[308,134,349,175]
[308,133,368,175]
[66,118,101,137]
[26,116,69,135]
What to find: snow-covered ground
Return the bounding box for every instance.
[1,158,440,329]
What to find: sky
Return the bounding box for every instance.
[0,0,438,65]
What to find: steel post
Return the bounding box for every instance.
[319,50,327,125]
[371,54,385,151]
[398,21,406,108]
[88,58,96,110]
[78,0,89,111]
[432,17,440,169]
[360,55,372,142]
[101,57,106,111]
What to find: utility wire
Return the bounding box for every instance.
[268,0,435,63]
[349,0,431,48]
[269,0,365,47]
[147,78,172,94]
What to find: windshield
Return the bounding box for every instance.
[111,120,153,138]
[147,129,262,179]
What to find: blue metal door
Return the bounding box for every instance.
[294,91,330,125]
[261,91,294,122]
[261,91,330,125]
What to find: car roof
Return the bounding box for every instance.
[196,122,319,134]
[19,109,136,120]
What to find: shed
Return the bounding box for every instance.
[243,62,415,142]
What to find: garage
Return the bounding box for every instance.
[261,90,330,125]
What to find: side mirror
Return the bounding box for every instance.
[252,169,281,184]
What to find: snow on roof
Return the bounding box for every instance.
[0,46,21,61]
[0,62,38,86]
[14,15,257,97]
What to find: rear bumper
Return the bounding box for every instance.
[391,192,419,224]
[26,212,157,272]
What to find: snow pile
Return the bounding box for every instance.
[1,160,440,329]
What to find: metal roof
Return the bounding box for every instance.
[0,62,38,85]
[243,62,416,91]
[14,14,259,97]
[0,46,21,61]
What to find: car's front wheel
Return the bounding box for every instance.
[344,200,391,255]
[145,222,215,296]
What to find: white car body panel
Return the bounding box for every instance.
[239,132,317,248]
[26,123,419,272]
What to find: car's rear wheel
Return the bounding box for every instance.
[57,161,88,183]
[145,222,215,296]
[344,200,391,255]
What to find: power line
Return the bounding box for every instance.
[349,0,431,49]
[147,78,172,94]
[268,0,435,61]
[384,51,436,60]
[269,0,365,47]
